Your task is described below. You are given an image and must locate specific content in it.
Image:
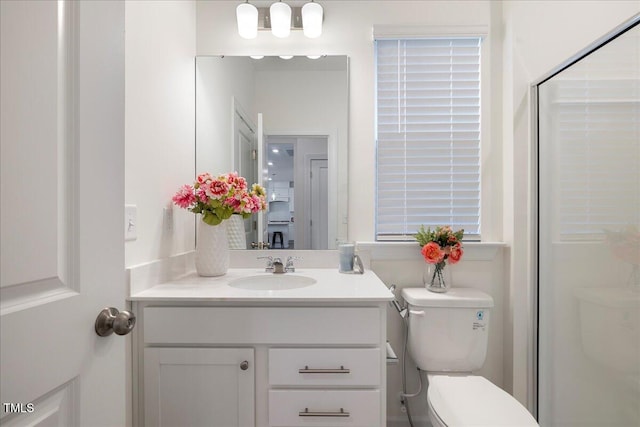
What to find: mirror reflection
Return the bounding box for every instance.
[195,55,349,249]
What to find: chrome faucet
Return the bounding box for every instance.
[258,255,300,273]
[272,258,285,274]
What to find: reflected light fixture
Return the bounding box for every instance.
[302,1,323,38]
[270,1,291,38]
[236,1,258,39]
[279,55,293,60]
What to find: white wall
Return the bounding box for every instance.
[501,0,639,407]
[196,56,256,176]
[125,1,197,268]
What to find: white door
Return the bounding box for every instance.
[310,159,329,249]
[233,108,257,247]
[1,1,127,426]
[256,113,268,246]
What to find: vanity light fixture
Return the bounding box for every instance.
[279,55,294,60]
[270,1,291,38]
[250,55,264,59]
[306,55,322,59]
[236,1,258,39]
[301,1,323,38]
[236,1,323,39]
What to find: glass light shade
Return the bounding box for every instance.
[302,2,323,38]
[270,2,291,38]
[236,3,258,39]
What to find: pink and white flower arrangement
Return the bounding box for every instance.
[416,225,464,287]
[172,172,267,226]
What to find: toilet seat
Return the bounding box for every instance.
[427,374,538,426]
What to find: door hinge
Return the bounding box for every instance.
[251,149,257,160]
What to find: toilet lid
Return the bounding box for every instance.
[428,375,538,426]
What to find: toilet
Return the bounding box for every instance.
[401,287,539,427]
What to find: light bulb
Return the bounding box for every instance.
[236,2,258,39]
[270,1,291,38]
[302,2,323,38]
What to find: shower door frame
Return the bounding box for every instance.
[530,13,640,422]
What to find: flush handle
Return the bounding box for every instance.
[95,307,136,337]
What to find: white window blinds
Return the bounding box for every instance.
[546,80,640,239]
[375,38,482,240]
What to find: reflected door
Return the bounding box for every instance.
[234,109,257,247]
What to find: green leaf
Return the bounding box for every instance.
[202,211,222,226]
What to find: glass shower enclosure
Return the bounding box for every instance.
[534,15,639,426]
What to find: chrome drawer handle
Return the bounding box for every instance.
[299,408,350,417]
[298,365,350,374]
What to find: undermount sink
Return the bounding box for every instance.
[228,274,317,290]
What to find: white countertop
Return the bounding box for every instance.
[129,268,394,303]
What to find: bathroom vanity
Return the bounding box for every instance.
[129,268,392,427]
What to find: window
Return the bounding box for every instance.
[375,37,482,240]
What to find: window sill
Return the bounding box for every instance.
[356,241,505,262]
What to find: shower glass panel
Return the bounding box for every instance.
[536,18,639,426]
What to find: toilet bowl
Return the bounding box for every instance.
[401,287,538,427]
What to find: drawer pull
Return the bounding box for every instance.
[299,407,350,417]
[299,365,350,374]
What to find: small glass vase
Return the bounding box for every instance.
[423,261,451,293]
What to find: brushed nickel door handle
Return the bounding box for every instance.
[95,307,136,337]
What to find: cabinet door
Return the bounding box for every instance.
[144,348,254,427]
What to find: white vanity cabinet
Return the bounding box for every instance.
[133,303,387,427]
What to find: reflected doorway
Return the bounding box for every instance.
[265,135,328,249]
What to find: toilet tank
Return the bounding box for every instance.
[401,287,494,372]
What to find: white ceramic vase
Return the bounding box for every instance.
[226,214,247,250]
[195,219,229,277]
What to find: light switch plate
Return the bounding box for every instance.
[125,205,137,241]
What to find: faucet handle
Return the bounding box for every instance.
[285,256,301,272]
[257,256,274,271]
[286,255,301,265]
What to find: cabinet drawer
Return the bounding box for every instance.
[144,307,381,345]
[269,390,380,427]
[269,348,380,387]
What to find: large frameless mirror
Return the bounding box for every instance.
[195,55,349,250]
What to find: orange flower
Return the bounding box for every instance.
[421,242,445,264]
